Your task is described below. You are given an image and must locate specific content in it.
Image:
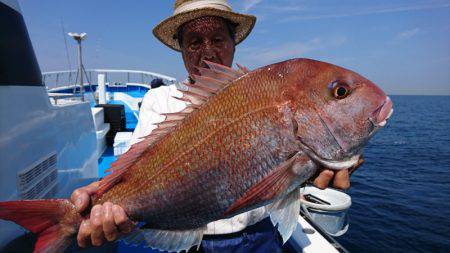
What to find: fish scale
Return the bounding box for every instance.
[102,75,292,228]
[99,77,287,211]
[0,59,392,253]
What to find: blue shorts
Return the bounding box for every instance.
[198,217,283,253]
[113,217,283,253]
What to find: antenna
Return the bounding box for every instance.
[60,19,71,72]
[68,32,87,101]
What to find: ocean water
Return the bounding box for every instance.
[337,96,450,253]
[97,95,450,253]
[5,96,448,253]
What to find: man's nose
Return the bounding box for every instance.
[201,43,217,62]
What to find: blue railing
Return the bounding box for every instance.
[42,69,177,90]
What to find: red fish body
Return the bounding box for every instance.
[0,58,393,252]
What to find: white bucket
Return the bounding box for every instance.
[300,185,352,237]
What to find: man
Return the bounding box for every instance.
[71,0,356,251]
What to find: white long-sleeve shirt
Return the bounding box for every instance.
[130,83,268,235]
[130,85,186,146]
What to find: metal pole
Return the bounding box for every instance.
[98,74,106,104]
[77,40,84,101]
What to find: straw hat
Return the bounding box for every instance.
[153,0,256,51]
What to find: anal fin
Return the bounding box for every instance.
[268,188,301,243]
[123,226,204,253]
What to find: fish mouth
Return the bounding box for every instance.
[298,140,361,170]
[369,96,394,128]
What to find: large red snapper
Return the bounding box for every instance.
[0,58,392,253]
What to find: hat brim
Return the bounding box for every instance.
[153,8,256,52]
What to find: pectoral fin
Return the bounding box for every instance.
[224,152,316,217]
[123,226,205,252]
[224,154,299,216]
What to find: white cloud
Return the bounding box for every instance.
[232,0,306,21]
[395,28,421,40]
[268,6,305,12]
[258,2,306,12]
[242,0,263,12]
[238,36,347,66]
[280,2,450,22]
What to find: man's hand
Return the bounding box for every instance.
[313,156,364,190]
[70,182,134,248]
[313,168,350,189]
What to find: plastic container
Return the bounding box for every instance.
[300,185,352,237]
[113,132,133,156]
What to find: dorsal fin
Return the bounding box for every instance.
[155,121,179,129]
[172,95,194,105]
[97,135,157,195]
[184,84,214,97]
[96,62,249,196]
[189,82,218,94]
[192,74,227,90]
[203,60,243,79]
[197,67,235,84]
[161,111,192,121]
[180,90,208,105]
[236,63,250,74]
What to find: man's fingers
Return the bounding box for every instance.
[71,182,99,212]
[84,181,100,194]
[90,205,105,246]
[312,158,362,190]
[313,169,334,189]
[103,202,119,242]
[71,189,89,212]
[113,205,134,234]
[333,169,350,190]
[77,219,91,248]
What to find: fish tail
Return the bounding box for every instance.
[0,199,81,253]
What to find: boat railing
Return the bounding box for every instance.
[42,69,177,90]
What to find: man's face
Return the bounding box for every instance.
[180,16,235,78]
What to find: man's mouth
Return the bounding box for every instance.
[200,62,210,69]
[200,59,222,69]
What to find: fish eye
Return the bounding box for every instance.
[330,81,351,99]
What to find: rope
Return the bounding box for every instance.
[60,19,72,80]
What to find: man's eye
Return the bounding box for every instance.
[189,40,201,50]
[212,37,223,44]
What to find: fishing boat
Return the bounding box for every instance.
[0,1,351,252]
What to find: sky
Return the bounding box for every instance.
[19,0,450,95]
